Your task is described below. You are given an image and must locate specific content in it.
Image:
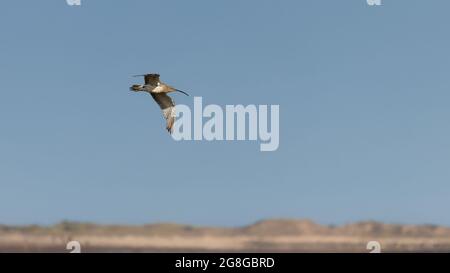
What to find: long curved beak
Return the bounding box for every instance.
[175,89,190,96]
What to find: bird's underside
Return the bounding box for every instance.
[151,92,176,134]
[130,73,188,134]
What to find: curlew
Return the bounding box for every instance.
[130,73,189,134]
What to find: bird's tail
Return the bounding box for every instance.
[130,84,144,91]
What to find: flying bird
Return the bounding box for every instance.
[130,74,189,134]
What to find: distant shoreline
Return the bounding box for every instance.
[1,219,450,253]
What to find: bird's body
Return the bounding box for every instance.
[130,74,189,134]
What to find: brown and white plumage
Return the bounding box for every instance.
[142,74,161,86]
[130,73,189,134]
[151,93,176,133]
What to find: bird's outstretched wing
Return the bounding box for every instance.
[133,74,160,86]
[150,93,176,134]
[144,74,160,85]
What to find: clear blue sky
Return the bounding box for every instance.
[1,0,449,227]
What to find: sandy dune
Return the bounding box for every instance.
[1,219,450,252]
